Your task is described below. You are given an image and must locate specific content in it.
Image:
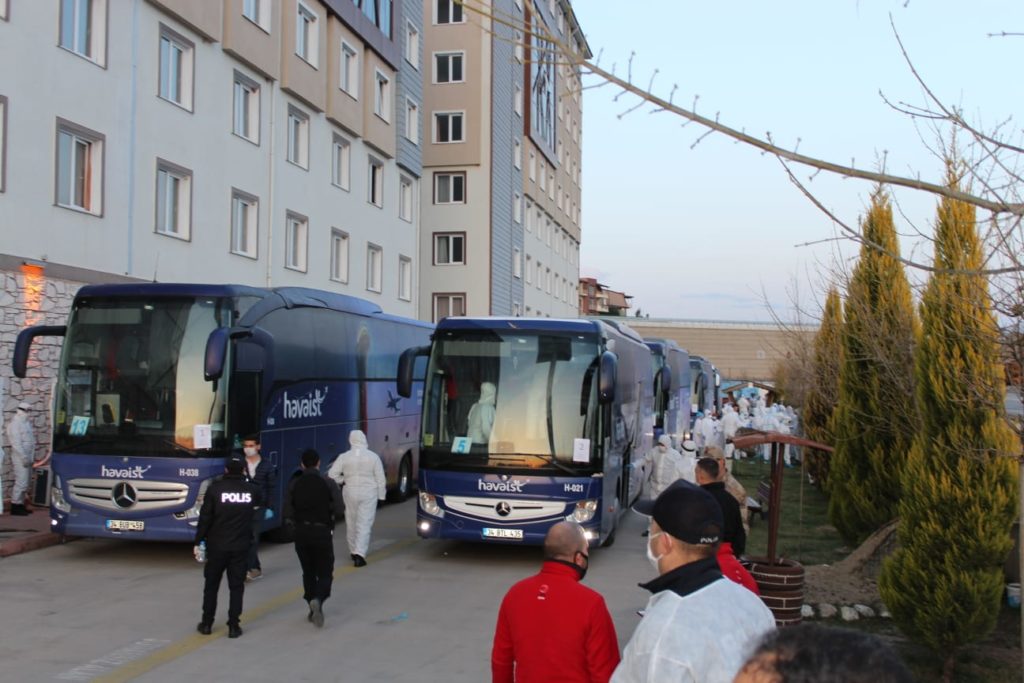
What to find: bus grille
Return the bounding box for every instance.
[445,496,567,522]
[67,478,190,512]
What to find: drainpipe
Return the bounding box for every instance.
[126,0,140,276]
[265,82,276,288]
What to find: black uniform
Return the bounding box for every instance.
[700,480,746,556]
[195,473,261,628]
[284,469,344,605]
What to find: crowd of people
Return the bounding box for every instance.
[693,397,801,467]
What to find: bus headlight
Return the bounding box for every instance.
[51,477,70,513]
[419,492,442,517]
[177,478,212,520]
[568,499,598,523]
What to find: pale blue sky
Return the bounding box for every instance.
[572,1,1024,321]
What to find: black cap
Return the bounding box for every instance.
[633,480,722,545]
[225,457,245,474]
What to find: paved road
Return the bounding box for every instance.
[1,499,656,682]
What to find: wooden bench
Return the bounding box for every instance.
[747,479,772,521]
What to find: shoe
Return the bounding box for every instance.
[196,622,212,635]
[228,624,243,639]
[353,555,367,567]
[10,504,29,516]
[307,604,314,622]
[246,568,262,582]
[350,553,357,561]
[309,598,324,628]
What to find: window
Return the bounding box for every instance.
[331,134,351,190]
[355,0,392,35]
[366,243,383,292]
[296,1,318,67]
[557,184,563,210]
[513,193,522,223]
[285,212,308,271]
[433,293,465,322]
[158,26,193,110]
[59,0,107,66]
[340,42,359,98]
[434,111,463,143]
[433,233,465,265]
[434,52,464,83]
[525,255,532,284]
[233,72,260,143]
[399,175,413,222]
[513,248,522,279]
[435,0,463,24]
[55,119,104,215]
[514,30,523,63]
[0,0,6,20]
[0,96,6,193]
[514,84,522,117]
[368,156,383,207]
[231,190,258,258]
[286,106,309,169]
[513,139,521,170]
[405,99,419,144]
[374,70,391,121]
[405,22,419,68]
[155,160,192,240]
[525,201,533,232]
[433,172,465,204]
[330,229,349,282]
[398,256,412,301]
[528,151,536,182]
[548,173,555,200]
[243,0,271,31]
[539,162,546,191]
[545,267,551,293]
[536,261,543,289]
[513,301,522,317]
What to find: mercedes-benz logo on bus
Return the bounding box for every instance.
[495,501,511,517]
[113,482,137,509]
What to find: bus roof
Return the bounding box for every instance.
[436,316,645,344]
[76,282,270,300]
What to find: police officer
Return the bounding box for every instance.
[284,449,344,628]
[194,458,260,638]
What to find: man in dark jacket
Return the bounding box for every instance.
[194,458,261,638]
[283,449,344,628]
[241,433,277,581]
[695,457,746,556]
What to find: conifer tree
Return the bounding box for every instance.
[878,167,1018,681]
[803,287,842,487]
[828,188,919,544]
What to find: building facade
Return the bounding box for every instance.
[418,0,588,321]
[0,0,421,501]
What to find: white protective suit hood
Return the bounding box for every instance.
[477,382,496,406]
[657,434,671,449]
[349,429,369,449]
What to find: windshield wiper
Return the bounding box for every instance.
[494,453,585,476]
[162,439,198,456]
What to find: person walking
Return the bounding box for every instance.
[612,481,775,683]
[7,402,36,516]
[491,521,620,683]
[284,449,344,628]
[194,458,261,638]
[241,434,277,581]
[327,429,386,567]
[643,434,687,499]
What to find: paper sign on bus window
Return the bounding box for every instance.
[424,433,434,447]
[451,437,472,454]
[194,424,212,450]
[70,415,90,436]
[573,438,591,463]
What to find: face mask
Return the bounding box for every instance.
[575,551,589,581]
[646,532,665,572]
[244,447,257,458]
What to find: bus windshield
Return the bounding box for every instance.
[53,296,232,457]
[421,329,600,471]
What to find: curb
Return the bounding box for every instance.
[0,530,75,558]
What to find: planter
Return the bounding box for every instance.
[745,557,805,625]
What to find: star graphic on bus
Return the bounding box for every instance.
[386,390,402,414]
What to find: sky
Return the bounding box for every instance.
[570,1,1024,322]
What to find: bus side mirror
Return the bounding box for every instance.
[205,326,274,381]
[657,366,671,395]
[599,351,617,404]
[13,325,67,378]
[204,328,231,381]
[397,345,431,398]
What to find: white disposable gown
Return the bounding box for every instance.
[721,405,741,460]
[466,382,496,445]
[6,407,35,503]
[327,430,386,558]
[642,435,687,498]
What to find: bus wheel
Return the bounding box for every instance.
[388,454,412,502]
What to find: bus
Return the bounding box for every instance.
[689,355,720,420]
[644,338,692,444]
[12,283,432,542]
[396,317,654,546]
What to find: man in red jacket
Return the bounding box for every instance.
[491,522,620,683]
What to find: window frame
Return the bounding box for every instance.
[157,24,195,112]
[54,117,105,216]
[285,210,309,272]
[433,51,465,84]
[405,21,419,69]
[398,255,412,301]
[0,95,6,194]
[368,155,384,208]
[513,193,522,223]
[374,69,392,122]
[399,175,414,223]
[366,242,383,293]
[433,111,465,144]
[154,158,193,241]
[331,133,351,190]
[242,0,271,32]
[340,41,359,99]
[330,228,349,283]
[514,83,523,117]
[433,172,466,204]
[432,293,466,322]
[58,0,108,68]
[232,70,260,144]
[513,138,522,170]
[434,0,464,25]
[404,98,419,144]
[513,247,522,279]
[433,232,466,266]
[295,0,319,68]
[286,105,310,170]
[230,188,259,259]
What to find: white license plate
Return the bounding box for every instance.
[106,520,145,531]
[482,527,523,540]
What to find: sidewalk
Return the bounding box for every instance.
[0,504,70,557]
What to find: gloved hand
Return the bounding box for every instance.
[193,545,202,561]
[264,508,273,521]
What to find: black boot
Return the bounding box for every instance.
[353,555,367,567]
[10,504,29,516]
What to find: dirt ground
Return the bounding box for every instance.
[802,521,898,606]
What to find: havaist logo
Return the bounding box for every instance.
[284,387,328,420]
[101,465,151,479]
[478,479,526,493]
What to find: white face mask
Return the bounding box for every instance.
[243,447,258,458]
[646,531,665,572]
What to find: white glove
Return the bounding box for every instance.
[193,545,202,561]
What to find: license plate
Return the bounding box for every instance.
[482,527,523,540]
[106,519,145,531]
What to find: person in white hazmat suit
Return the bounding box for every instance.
[678,439,698,484]
[327,430,386,567]
[7,402,36,516]
[691,411,706,449]
[721,404,741,461]
[466,382,496,445]
[643,435,687,500]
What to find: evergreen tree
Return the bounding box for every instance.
[828,188,919,544]
[803,287,842,488]
[878,167,1018,681]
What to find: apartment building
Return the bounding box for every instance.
[0,0,422,490]
[419,0,588,321]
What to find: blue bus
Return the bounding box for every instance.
[689,355,720,420]
[644,338,692,444]
[396,317,654,546]
[13,283,431,541]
